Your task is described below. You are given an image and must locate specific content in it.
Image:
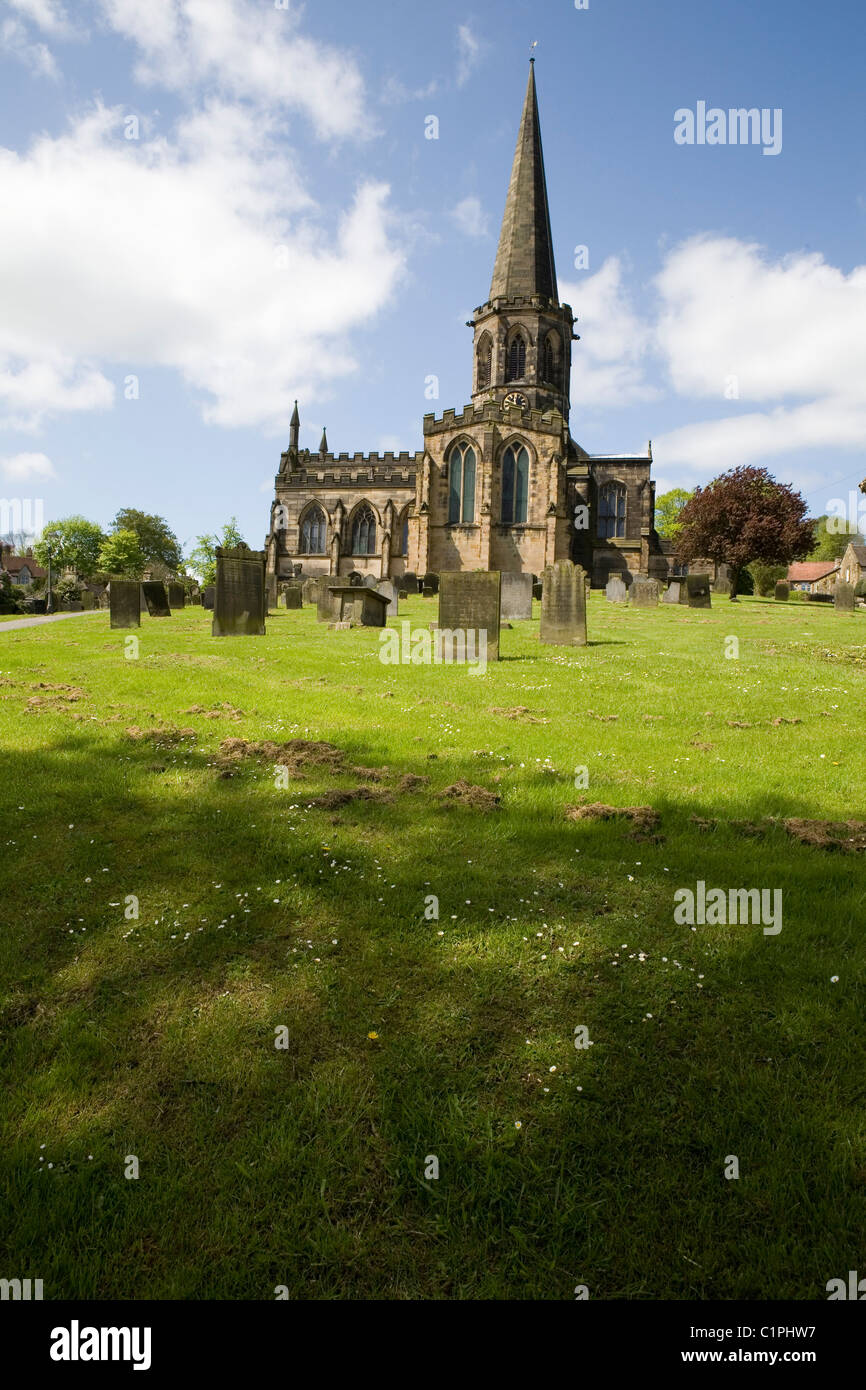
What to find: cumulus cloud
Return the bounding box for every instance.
[0,15,60,78]
[0,100,405,433]
[562,257,659,409]
[0,451,56,481]
[456,23,482,88]
[8,0,72,36]
[452,195,488,239]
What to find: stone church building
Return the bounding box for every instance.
[266,62,666,590]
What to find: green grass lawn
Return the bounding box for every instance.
[1,594,864,1300]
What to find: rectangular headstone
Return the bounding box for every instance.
[168,583,185,609]
[663,580,681,604]
[713,577,731,595]
[283,587,303,609]
[302,578,319,605]
[79,590,97,610]
[202,586,215,610]
[539,560,587,646]
[316,577,342,622]
[438,571,501,662]
[774,580,790,602]
[835,581,855,611]
[630,577,660,607]
[142,581,171,617]
[212,544,266,636]
[376,580,399,618]
[686,574,712,609]
[327,586,389,627]
[110,579,141,629]
[422,572,440,595]
[500,572,533,621]
[605,576,628,603]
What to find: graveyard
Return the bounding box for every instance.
[1,586,863,1299]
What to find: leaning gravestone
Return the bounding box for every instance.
[168,583,185,609]
[376,580,399,618]
[774,581,790,602]
[500,572,533,621]
[686,574,711,609]
[835,581,855,612]
[630,577,660,607]
[110,579,141,630]
[605,576,628,603]
[438,571,501,662]
[663,581,681,604]
[142,581,171,617]
[539,560,587,647]
[212,544,266,636]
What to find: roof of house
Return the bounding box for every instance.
[846,543,866,564]
[3,554,46,578]
[787,561,840,582]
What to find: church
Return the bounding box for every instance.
[266,62,667,591]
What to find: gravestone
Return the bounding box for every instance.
[266,575,278,610]
[713,576,731,595]
[362,574,379,588]
[316,578,343,622]
[142,581,171,617]
[190,591,202,605]
[539,560,587,646]
[79,590,97,610]
[283,587,303,609]
[605,576,628,603]
[532,580,543,601]
[139,586,148,612]
[25,597,48,614]
[835,581,855,612]
[202,586,215,611]
[402,571,419,594]
[110,579,141,630]
[302,578,319,605]
[61,599,84,612]
[686,574,712,609]
[422,572,440,595]
[630,577,659,607]
[500,572,533,621]
[422,584,435,597]
[774,581,790,602]
[347,571,364,587]
[438,571,501,662]
[168,583,185,609]
[327,586,388,627]
[212,544,266,636]
[375,580,399,618]
[663,581,681,604]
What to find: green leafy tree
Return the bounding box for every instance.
[748,561,788,597]
[33,517,106,579]
[808,515,864,561]
[655,488,694,539]
[112,510,183,573]
[98,530,146,578]
[186,519,247,586]
[677,467,815,599]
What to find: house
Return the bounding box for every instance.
[786,561,840,593]
[839,542,866,588]
[0,543,46,586]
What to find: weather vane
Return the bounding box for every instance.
[529,40,538,61]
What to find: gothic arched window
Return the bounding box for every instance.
[598,482,627,539]
[476,334,492,390]
[501,444,530,524]
[505,333,526,382]
[448,443,476,524]
[399,509,410,556]
[351,504,377,555]
[299,504,326,554]
[543,332,561,385]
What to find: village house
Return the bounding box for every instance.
[786,560,840,594]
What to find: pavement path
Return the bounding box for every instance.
[0,610,104,633]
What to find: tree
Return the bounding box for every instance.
[808,515,864,561]
[185,519,247,586]
[655,488,694,539]
[98,529,146,578]
[676,467,815,600]
[748,561,788,597]
[112,510,182,573]
[33,517,106,579]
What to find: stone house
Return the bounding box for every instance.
[266,62,666,590]
[786,561,840,593]
[0,543,46,586]
[839,542,866,588]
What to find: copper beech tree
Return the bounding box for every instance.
[676,466,815,600]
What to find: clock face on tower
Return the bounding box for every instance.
[503,391,529,410]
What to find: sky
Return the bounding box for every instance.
[1,0,864,557]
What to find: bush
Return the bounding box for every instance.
[855,578,866,599]
[748,562,788,597]
[789,589,807,602]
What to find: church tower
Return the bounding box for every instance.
[469,60,576,419]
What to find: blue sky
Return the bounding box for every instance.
[1,0,864,556]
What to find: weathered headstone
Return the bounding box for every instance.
[605,576,628,603]
[835,581,855,612]
[110,579,141,629]
[202,586,215,611]
[539,560,587,646]
[316,577,344,622]
[375,580,399,618]
[212,544,266,636]
[79,590,97,610]
[438,571,501,662]
[302,578,319,605]
[422,572,440,595]
[283,587,303,609]
[168,583,185,609]
[630,577,660,607]
[361,574,379,588]
[401,571,419,594]
[500,572,533,621]
[142,581,171,617]
[774,580,790,602]
[686,574,712,609]
[662,581,681,604]
[713,576,731,595]
[347,571,364,587]
[327,586,389,627]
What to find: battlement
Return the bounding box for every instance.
[471,293,573,320]
[281,448,422,469]
[423,401,566,436]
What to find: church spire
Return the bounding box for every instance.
[489,60,558,305]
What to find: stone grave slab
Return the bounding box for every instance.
[774,581,790,602]
[142,581,171,617]
[835,581,855,612]
[327,586,388,627]
[110,580,141,629]
[605,576,628,603]
[686,574,712,609]
[376,580,399,618]
[168,583,185,609]
[438,571,500,662]
[212,544,266,636]
[630,577,659,607]
[539,560,587,646]
[500,572,533,621]
[663,581,681,604]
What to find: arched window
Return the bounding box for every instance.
[501,444,530,524]
[447,443,476,524]
[505,333,526,382]
[476,334,492,390]
[350,504,377,555]
[399,509,410,556]
[299,504,326,554]
[598,482,627,539]
[543,332,561,385]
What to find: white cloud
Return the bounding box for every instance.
[0,451,56,481]
[97,0,372,141]
[0,15,60,78]
[0,100,405,433]
[456,23,482,88]
[562,258,659,409]
[452,195,488,239]
[8,0,72,36]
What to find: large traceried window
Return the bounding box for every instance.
[350,504,377,555]
[505,333,526,382]
[476,334,492,390]
[501,444,529,524]
[598,482,627,539]
[448,443,477,524]
[299,505,326,554]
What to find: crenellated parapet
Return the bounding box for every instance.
[423,400,566,437]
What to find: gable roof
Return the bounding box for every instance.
[787,561,839,581]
